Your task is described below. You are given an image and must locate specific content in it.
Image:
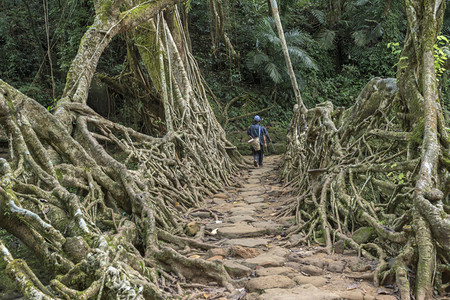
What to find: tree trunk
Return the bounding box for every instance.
[398,1,449,298]
[269,0,307,113]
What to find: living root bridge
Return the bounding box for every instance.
[0,77,236,299]
[282,77,450,299]
[0,0,244,298]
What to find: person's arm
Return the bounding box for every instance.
[263,127,271,142]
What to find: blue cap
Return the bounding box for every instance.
[254,115,261,122]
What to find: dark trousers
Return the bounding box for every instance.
[252,147,264,166]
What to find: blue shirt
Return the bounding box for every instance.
[247,124,270,146]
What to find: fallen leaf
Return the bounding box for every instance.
[203,293,210,299]
[189,255,201,259]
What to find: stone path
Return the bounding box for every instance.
[187,156,399,300]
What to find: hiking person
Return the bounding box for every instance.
[247,115,271,167]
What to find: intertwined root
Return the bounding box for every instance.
[0,2,244,298]
[281,77,449,298]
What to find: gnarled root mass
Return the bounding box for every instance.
[0,1,244,299]
[281,77,450,299]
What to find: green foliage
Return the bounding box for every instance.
[188,0,410,133]
[434,36,449,78]
[387,35,449,79]
[0,0,95,106]
[245,17,317,85]
[387,42,401,56]
[387,164,406,184]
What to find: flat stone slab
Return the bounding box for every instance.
[224,238,269,247]
[337,290,374,300]
[301,256,333,269]
[243,183,261,189]
[248,203,268,210]
[293,275,328,287]
[218,224,265,238]
[256,284,340,300]
[229,206,255,216]
[246,275,295,292]
[239,190,264,197]
[244,254,286,268]
[211,198,226,205]
[267,246,290,258]
[256,267,296,277]
[205,222,234,230]
[253,221,282,234]
[230,245,261,258]
[228,215,256,223]
[245,196,264,203]
[223,261,252,278]
[299,264,325,276]
[247,178,260,184]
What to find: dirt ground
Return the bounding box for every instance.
[181,155,430,300]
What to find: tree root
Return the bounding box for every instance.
[282,77,450,297]
[0,1,242,298]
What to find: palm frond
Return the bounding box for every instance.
[255,17,277,47]
[352,30,369,47]
[311,9,326,24]
[246,51,270,70]
[288,46,318,70]
[371,23,383,39]
[264,62,283,84]
[285,29,313,46]
[356,0,370,6]
[317,29,336,50]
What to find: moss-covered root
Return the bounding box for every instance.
[154,246,234,292]
[413,211,435,300]
[1,242,52,299]
[381,244,414,300]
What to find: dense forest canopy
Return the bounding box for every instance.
[5,0,448,128]
[0,0,449,299]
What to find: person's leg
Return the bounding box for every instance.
[259,148,264,167]
[252,148,258,167]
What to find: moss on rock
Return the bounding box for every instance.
[351,227,376,244]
